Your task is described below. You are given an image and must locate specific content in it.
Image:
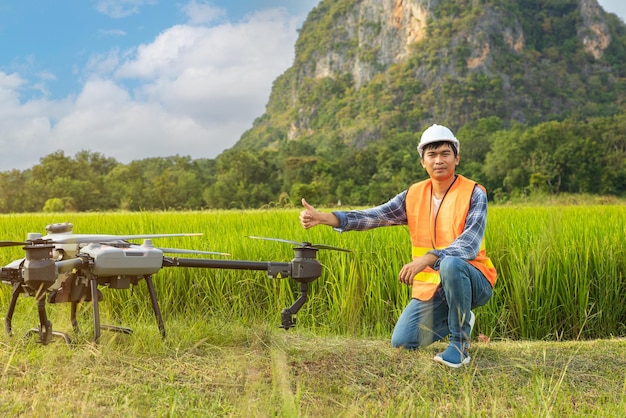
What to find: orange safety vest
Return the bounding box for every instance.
[405,175,497,301]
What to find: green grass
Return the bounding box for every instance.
[0,206,624,341]
[485,205,626,340]
[1,319,625,417]
[0,206,625,416]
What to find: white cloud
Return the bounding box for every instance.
[95,0,158,18]
[0,82,70,168]
[116,9,298,106]
[181,0,226,25]
[114,25,204,80]
[0,7,301,170]
[0,71,26,91]
[84,48,122,79]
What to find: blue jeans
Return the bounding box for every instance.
[391,256,493,350]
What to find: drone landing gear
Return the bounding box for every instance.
[4,283,21,337]
[145,275,166,338]
[4,274,166,345]
[26,299,72,345]
[5,284,68,345]
[86,273,166,342]
[70,300,133,340]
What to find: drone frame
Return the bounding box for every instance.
[1,227,349,345]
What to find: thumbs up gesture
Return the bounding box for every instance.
[299,198,340,228]
[299,198,320,229]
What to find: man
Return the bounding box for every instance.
[299,124,497,368]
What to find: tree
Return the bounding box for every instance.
[203,149,276,208]
[152,167,202,209]
[0,170,31,212]
[104,163,148,210]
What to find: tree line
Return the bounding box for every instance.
[0,113,624,213]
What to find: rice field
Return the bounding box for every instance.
[0,205,624,342]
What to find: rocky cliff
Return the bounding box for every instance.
[236,0,626,151]
[299,0,612,82]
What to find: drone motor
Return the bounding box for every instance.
[23,239,57,299]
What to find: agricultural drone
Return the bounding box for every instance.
[0,223,349,345]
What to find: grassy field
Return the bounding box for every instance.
[1,318,626,417]
[0,205,625,416]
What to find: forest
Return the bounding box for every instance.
[0,111,624,213]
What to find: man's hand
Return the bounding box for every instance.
[299,198,321,229]
[299,198,340,229]
[398,253,439,286]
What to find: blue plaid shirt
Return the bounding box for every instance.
[332,185,488,270]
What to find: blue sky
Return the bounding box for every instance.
[0,0,624,171]
[0,0,318,170]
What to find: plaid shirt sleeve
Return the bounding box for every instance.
[428,185,487,270]
[332,190,409,231]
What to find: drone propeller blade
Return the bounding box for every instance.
[42,233,203,245]
[246,236,351,252]
[155,247,230,256]
[306,243,351,252]
[246,236,301,246]
[0,241,29,247]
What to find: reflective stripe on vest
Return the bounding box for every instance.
[411,245,442,299]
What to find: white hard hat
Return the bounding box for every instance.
[417,124,460,157]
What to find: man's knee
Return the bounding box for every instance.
[439,256,466,278]
[391,326,436,350]
[391,327,417,349]
[391,335,423,350]
[391,334,410,349]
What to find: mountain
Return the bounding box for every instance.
[235,0,626,152]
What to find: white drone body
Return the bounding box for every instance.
[79,241,164,276]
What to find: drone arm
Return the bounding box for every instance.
[55,256,90,274]
[162,257,292,278]
[1,266,22,285]
[163,254,324,331]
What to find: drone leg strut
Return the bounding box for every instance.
[144,275,166,339]
[90,275,102,342]
[87,274,136,342]
[5,284,22,336]
[280,282,309,330]
[71,301,79,333]
[35,298,52,344]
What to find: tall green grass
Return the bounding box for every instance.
[0,205,623,341]
[486,205,626,340]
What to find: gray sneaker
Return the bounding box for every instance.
[434,342,471,368]
[433,311,475,368]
